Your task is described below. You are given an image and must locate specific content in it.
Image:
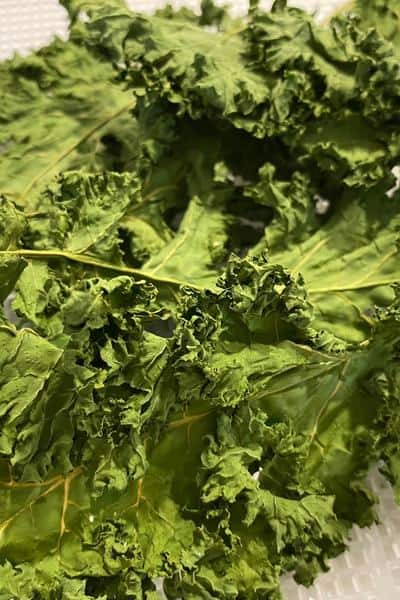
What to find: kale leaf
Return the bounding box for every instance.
[0,1,399,598]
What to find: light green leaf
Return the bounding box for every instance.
[143,196,228,288]
[269,186,400,342]
[0,39,136,207]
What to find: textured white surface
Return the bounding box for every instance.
[282,469,400,600]
[0,1,399,599]
[0,0,68,60]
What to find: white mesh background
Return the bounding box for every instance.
[0,1,399,599]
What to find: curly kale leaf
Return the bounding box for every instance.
[1,1,400,599]
[0,34,136,207]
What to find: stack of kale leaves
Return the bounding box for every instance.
[0,0,400,598]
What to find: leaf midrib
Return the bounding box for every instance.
[1,248,397,295]
[19,100,135,202]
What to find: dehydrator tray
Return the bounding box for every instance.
[1,2,399,598]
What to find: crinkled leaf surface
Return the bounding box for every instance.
[0,32,136,207]
[0,1,400,599]
[250,171,400,343]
